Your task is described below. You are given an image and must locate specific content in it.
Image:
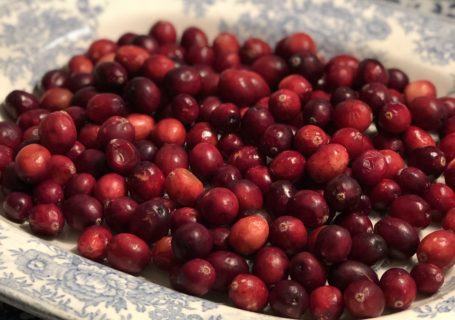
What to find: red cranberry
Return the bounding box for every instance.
[213,32,239,55]
[334,212,373,236]
[409,97,446,131]
[123,77,161,113]
[314,225,352,264]
[228,146,264,174]
[417,230,455,269]
[269,280,309,319]
[1,164,30,194]
[270,150,305,182]
[164,66,201,96]
[326,64,356,89]
[2,192,32,223]
[149,20,176,44]
[32,180,63,205]
[279,74,312,102]
[268,89,300,123]
[352,150,388,187]
[440,133,455,163]
[197,187,239,226]
[445,116,455,135]
[424,183,455,220]
[186,122,217,149]
[93,173,126,203]
[329,260,379,291]
[333,99,372,132]
[441,96,455,117]
[229,274,269,312]
[170,94,199,125]
[289,252,326,291]
[374,217,420,259]
[275,32,316,58]
[245,165,272,193]
[173,258,216,296]
[154,144,188,177]
[240,107,275,144]
[39,87,73,111]
[87,39,117,62]
[153,118,186,146]
[411,263,445,294]
[445,165,455,191]
[381,149,405,178]
[86,93,126,124]
[63,194,103,230]
[210,227,231,251]
[180,26,208,48]
[206,250,248,292]
[324,174,362,212]
[379,268,416,310]
[288,52,323,84]
[65,173,96,197]
[172,222,213,261]
[71,86,97,108]
[403,126,436,152]
[218,133,244,158]
[165,168,204,207]
[68,54,93,74]
[77,225,113,261]
[159,43,185,62]
[214,52,240,72]
[96,116,134,147]
[269,216,307,255]
[390,194,431,229]
[306,144,349,184]
[0,122,22,148]
[349,233,387,266]
[344,280,385,318]
[14,143,51,183]
[0,145,13,170]
[227,179,263,212]
[107,233,150,274]
[189,142,223,180]
[104,138,139,175]
[396,166,430,195]
[266,180,297,216]
[65,73,94,92]
[288,190,328,230]
[211,164,242,187]
[28,204,65,237]
[141,54,175,83]
[259,124,292,157]
[253,246,289,285]
[356,58,389,86]
[330,86,357,106]
[293,125,329,157]
[104,196,138,232]
[170,207,200,232]
[387,68,409,92]
[373,133,404,155]
[17,108,50,131]
[369,178,401,211]
[405,80,437,104]
[359,82,391,113]
[78,123,100,148]
[151,236,177,269]
[93,61,128,91]
[127,161,165,202]
[310,285,343,320]
[239,37,272,64]
[229,215,269,255]
[209,102,241,133]
[129,197,173,243]
[331,128,364,160]
[4,90,39,119]
[251,54,289,87]
[185,45,215,66]
[115,45,150,74]
[378,101,411,133]
[65,106,87,129]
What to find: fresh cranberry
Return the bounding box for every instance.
[104,196,138,232]
[269,150,306,182]
[210,227,231,251]
[28,203,65,237]
[356,58,388,86]
[411,263,445,294]
[185,122,217,149]
[369,178,401,211]
[252,246,289,285]
[71,86,97,108]
[349,232,388,266]
[387,68,409,92]
[77,225,113,261]
[217,133,243,158]
[65,173,96,197]
[314,225,352,263]
[404,79,437,104]
[344,280,385,318]
[197,187,239,226]
[164,66,201,96]
[153,118,186,146]
[310,285,343,320]
[390,194,431,229]
[324,174,362,212]
[14,143,51,183]
[265,180,296,216]
[65,106,87,129]
[62,194,103,230]
[189,142,223,180]
[4,90,39,119]
[269,280,309,318]
[288,52,323,84]
[279,74,312,103]
[211,164,242,187]
[269,216,307,255]
[287,190,330,228]
[0,145,13,171]
[229,215,269,255]
[170,94,199,125]
[268,89,300,123]
[107,233,150,274]
[289,252,326,291]
[2,192,32,223]
[374,217,420,259]
[379,268,416,310]
[334,212,373,236]
[32,180,63,205]
[330,128,363,160]
[396,166,430,196]
[0,122,22,148]
[165,168,204,207]
[403,126,436,153]
[306,144,349,184]
[424,183,455,220]
[172,222,213,261]
[378,101,411,133]
[417,230,455,269]
[97,116,135,147]
[333,99,372,132]
[127,161,165,202]
[86,93,126,124]
[293,125,329,157]
[93,173,126,203]
[258,124,293,157]
[181,26,208,48]
[359,82,391,113]
[206,250,248,292]
[228,146,264,174]
[39,87,73,111]
[78,123,100,148]
[149,20,176,44]
[329,260,379,291]
[381,149,405,178]
[227,179,263,212]
[154,144,188,177]
[352,150,387,187]
[123,77,161,113]
[408,97,446,131]
[170,207,200,232]
[151,236,177,269]
[245,165,272,193]
[326,64,356,89]
[373,133,404,155]
[239,37,272,64]
[141,54,175,83]
[251,54,289,87]
[229,274,269,312]
[185,45,215,66]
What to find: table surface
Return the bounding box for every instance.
[0,0,454,319]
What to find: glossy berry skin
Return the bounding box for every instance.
[0,121,22,148]
[206,251,249,292]
[154,143,188,177]
[356,58,388,86]
[324,174,362,212]
[343,280,385,318]
[408,146,447,178]
[328,260,379,291]
[32,180,64,205]
[270,150,306,182]
[96,116,135,147]
[403,126,436,152]
[172,222,213,261]
[172,258,216,297]
[229,215,269,256]
[269,280,309,319]
[333,99,372,132]
[411,263,445,294]
[4,90,39,119]
[331,128,365,160]
[127,162,165,202]
[104,197,138,233]
[390,195,431,229]
[302,98,332,128]
[2,192,33,223]
[253,246,289,285]
[378,102,411,134]
[106,233,151,274]
[65,173,96,197]
[86,93,127,124]
[153,118,186,146]
[306,144,349,184]
[369,179,402,211]
[287,190,330,229]
[228,146,264,174]
[63,194,103,231]
[379,268,416,310]
[358,82,390,113]
[374,217,420,259]
[310,286,343,320]
[245,165,272,193]
[197,187,239,226]
[349,232,388,266]
[314,225,352,264]
[334,212,373,236]
[189,142,223,180]
[352,150,388,187]
[229,274,269,312]
[28,204,65,237]
[165,168,204,207]
[289,252,326,292]
[408,97,446,131]
[14,144,51,183]
[424,183,455,220]
[227,179,263,212]
[77,225,113,261]
[269,216,308,255]
[211,164,242,187]
[293,125,329,157]
[105,139,140,175]
[266,180,297,216]
[93,173,126,204]
[259,124,293,157]
[269,89,301,123]
[417,230,455,269]
[396,166,430,195]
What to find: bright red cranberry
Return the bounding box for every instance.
[127,161,165,202]
[214,52,240,72]
[265,180,296,216]
[68,54,93,75]
[32,180,63,205]
[380,149,405,178]
[245,165,272,193]
[269,216,307,255]
[218,133,244,158]
[28,203,64,237]
[268,89,300,123]
[14,143,51,183]
[314,225,352,263]
[106,233,150,274]
[229,274,269,312]
[210,227,230,251]
[104,196,138,232]
[408,97,446,131]
[0,122,22,148]
[227,179,262,212]
[253,246,289,285]
[151,236,177,269]
[16,108,50,131]
[78,123,100,148]
[352,150,387,187]
[141,54,175,83]
[186,122,217,149]
[334,212,373,236]
[77,225,112,261]
[212,31,239,54]
[289,252,326,291]
[129,197,173,243]
[96,116,134,147]
[379,268,416,311]
[105,138,140,175]
[359,82,391,112]
[390,195,431,229]
[228,146,264,174]
[349,233,388,266]
[87,39,117,62]
[239,37,272,64]
[170,207,200,232]
[411,263,445,294]
[404,79,437,104]
[173,258,216,296]
[417,230,455,269]
[86,93,126,124]
[197,187,239,226]
[153,118,186,146]
[344,280,385,318]
[154,143,188,177]
[356,58,388,86]
[65,106,86,130]
[279,75,312,103]
[124,114,154,142]
[211,164,242,187]
[205,250,248,292]
[306,144,349,184]
[403,126,436,153]
[165,168,204,207]
[269,280,309,318]
[65,173,96,197]
[374,217,419,259]
[369,179,401,211]
[324,174,362,212]
[378,101,411,134]
[333,99,372,132]
[185,45,214,66]
[4,90,39,119]
[172,222,213,261]
[189,142,223,180]
[387,68,409,92]
[270,150,306,182]
[330,128,362,160]
[93,172,126,204]
[259,124,292,157]
[329,260,379,291]
[180,26,208,48]
[149,20,176,44]
[229,215,269,255]
[293,125,329,157]
[310,285,343,320]
[164,66,201,96]
[326,63,356,89]
[2,192,32,223]
[287,190,330,228]
[424,183,455,220]
[275,32,316,59]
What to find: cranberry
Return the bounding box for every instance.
[63,194,103,230]
[65,173,96,197]
[279,74,312,102]
[165,168,204,207]
[0,122,22,148]
[269,150,306,182]
[441,96,455,117]
[378,101,412,133]
[129,197,174,243]
[409,146,447,178]
[151,236,177,269]
[104,196,138,232]
[71,86,97,108]
[78,123,100,148]
[65,106,87,130]
[333,99,372,132]
[306,144,349,184]
[86,93,126,124]
[251,54,289,87]
[228,146,264,174]
[373,133,404,155]
[378,268,416,311]
[170,94,199,125]
[185,45,215,66]
[445,116,455,135]
[186,122,217,149]
[0,145,13,170]
[127,161,165,202]
[210,227,231,251]
[424,183,455,220]
[396,166,430,196]
[374,217,420,259]
[269,280,309,319]
[293,125,328,157]
[170,207,199,232]
[124,114,155,141]
[206,251,248,292]
[93,173,126,203]
[211,164,242,187]
[269,216,307,255]
[411,263,445,294]
[350,232,388,265]
[241,107,274,143]
[252,246,289,285]
[149,20,176,44]
[356,58,389,86]
[4,90,39,119]
[326,64,356,89]
[141,55,175,83]
[330,87,357,106]
[181,26,208,48]
[245,165,272,193]
[218,133,244,158]
[310,285,343,320]
[334,212,373,236]
[268,89,300,123]
[77,225,113,261]
[314,225,352,264]
[172,222,213,261]
[359,82,391,112]
[97,116,135,147]
[32,180,63,205]
[154,144,188,177]
[189,142,223,180]
[403,126,436,153]
[352,150,387,187]
[390,195,431,229]
[228,274,269,312]
[226,179,262,212]
[14,143,51,183]
[174,258,216,296]
[288,52,323,84]
[229,215,269,256]
[404,79,437,104]
[107,233,150,274]
[2,192,32,223]
[324,174,362,212]
[445,165,455,191]
[344,280,385,318]
[122,77,161,114]
[105,139,140,175]
[39,87,73,111]
[330,128,364,160]
[209,102,241,133]
[369,178,401,211]
[258,124,292,157]
[387,68,409,92]
[408,97,446,131]
[239,37,272,64]
[289,252,326,291]
[417,230,455,269]
[28,204,65,237]
[153,118,186,146]
[440,133,455,163]
[329,260,379,291]
[68,54,93,74]
[287,190,330,228]
[266,180,297,216]
[381,149,405,178]
[164,66,201,96]
[93,61,128,91]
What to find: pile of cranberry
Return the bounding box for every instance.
[1,20,455,319]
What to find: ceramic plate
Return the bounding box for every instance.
[0,0,454,319]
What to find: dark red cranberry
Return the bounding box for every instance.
[64,173,95,197]
[245,165,272,194]
[314,225,352,263]
[344,280,385,318]
[1,164,30,194]
[181,26,208,48]
[424,183,455,220]
[310,285,343,320]
[2,192,32,223]
[387,68,409,92]
[164,66,201,96]
[211,164,242,187]
[28,203,65,237]
[141,54,175,83]
[445,115,455,135]
[214,52,240,72]
[186,122,217,149]
[324,174,362,212]
[445,165,455,191]
[206,250,248,292]
[269,280,309,319]
[127,161,165,202]
[17,108,50,131]
[105,139,140,175]
[218,133,244,158]
[417,230,455,269]
[334,212,373,236]
[63,194,102,230]
[86,93,126,124]
[14,143,51,183]
[270,150,305,182]
[38,111,77,154]
[65,73,94,92]
[65,106,87,130]
[352,150,387,187]
[390,195,431,229]
[185,45,214,66]
[396,166,430,195]
[122,77,161,114]
[359,82,390,113]
[411,263,445,294]
[409,97,446,131]
[172,222,213,261]
[210,227,230,251]
[107,233,150,274]
[96,116,134,147]
[440,96,455,118]
[130,35,158,54]
[259,124,293,157]
[239,37,272,64]
[329,260,379,291]
[266,180,297,216]
[71,86,97,108]
[306,144,350,184]
[227,179,263,212]
[253,246,289,285]
[269,216,307,255]
[326,64,356,89]
[170,94,199,125]
[356,59,388,86]
[154,144,188,177]
[77,225,112,261]
[189,142,223,180]
[115,45,151,74]
[268,89,301,123]
[159,43,185,62]
[287,190,330,228]
[129,197,173,243]
[0,122,22,148]
[289,252,326,291]
[32,180,63,205]
[241,107,275,144]
[93,172,126,204]
[93,61,128,91]
[0,145,13,171]
[275,32,316,58]
[330,87,357,106]
[229,274,269,312]
[369,179,401,211]
[74,149,107,178]
[349,233,387,266]
[408,146,446,178]
[228,146,264,174]
[373,133,404,155]
[379,268,416,310]
[251,54,288,87]
[78,123,100,149]
[440,133,455,163]
[374,217,420,259]
[41,69,68,91]
[301,98,332,128]
[288,52,323,84]
[4,90,39,119]
[170,207,199,232]
[209,102,241,133]
[104,196,138,232]
[197,187,239,226]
